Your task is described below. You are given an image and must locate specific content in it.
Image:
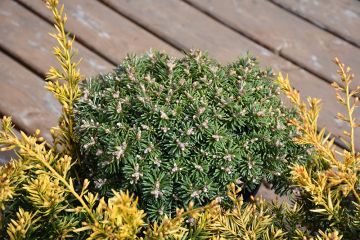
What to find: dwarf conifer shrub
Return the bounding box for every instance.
[74,50,308,220]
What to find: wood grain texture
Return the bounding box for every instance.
[186,0,360,85]
[0,0,113,77]
[102,0,262,63]
[17,0,180,64]
[271,0,360,47]
[101,0,360,149]
[0,51,60,142]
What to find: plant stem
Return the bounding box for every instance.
[41,158,96,222]
[345,82,356,156]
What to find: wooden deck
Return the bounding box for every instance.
[0,0,360,198]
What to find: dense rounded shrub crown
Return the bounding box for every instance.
[75,50,308,220]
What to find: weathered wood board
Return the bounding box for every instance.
[0,0,113,77]
[186,0,360,85]
[0,51,59,141]
[271,0,360,47]
[17,0,181,64]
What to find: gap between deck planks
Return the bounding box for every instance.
[271,0,360,48]
[185,0,360,87]
[101,0,360,150]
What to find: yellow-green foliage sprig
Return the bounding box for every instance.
[44,0,82,160]
[277,58,360,238]
[143,183,285,240]
[0,116,93,238]
[170,183,285,240]
[6,208,40,239]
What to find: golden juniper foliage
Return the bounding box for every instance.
[6,208,40,239]
[44,0,82,159]
[276,58,360,238]
[183,184,285,240]
[0,0,359,239]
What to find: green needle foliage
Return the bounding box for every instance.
[74,50,309,220]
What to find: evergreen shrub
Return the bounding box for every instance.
[74,50,309,220]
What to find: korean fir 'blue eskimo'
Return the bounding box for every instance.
[74,49,309,220]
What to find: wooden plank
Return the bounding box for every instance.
[101,0,360,149]
[101,0,259,63]
[0,51,60,142]
[16,0,180,63]
[0,0,113,77]
[271,0,360,48]
[186,0,360,86]
[257,183,288,202]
